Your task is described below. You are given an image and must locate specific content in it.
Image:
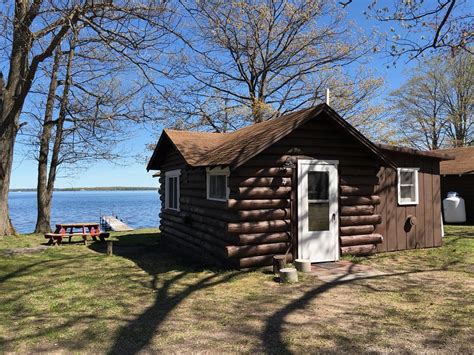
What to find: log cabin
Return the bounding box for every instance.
[147,104,453,268]
[435,146,474,223]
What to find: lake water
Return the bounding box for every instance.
[9,190,161,234]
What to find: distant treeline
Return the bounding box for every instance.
[11,187,157,192]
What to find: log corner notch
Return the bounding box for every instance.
[340,234,383,256]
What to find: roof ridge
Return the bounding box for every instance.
[148,103,395,170]
[164,128,228,135]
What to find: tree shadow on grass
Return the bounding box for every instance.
[88,231,242,355]
[261,265,458,354]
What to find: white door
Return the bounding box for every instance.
[298,160,339,263]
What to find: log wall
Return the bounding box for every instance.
[157,115,444,269]
[158,148,233,267]
[227,115,385,266]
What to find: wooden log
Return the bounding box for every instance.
[228,199,290,210]
[161,230,226,266]
[227,220,290,233]
[340,224,375,236]
[232,187,292,199]
[180,204,234,222]
[229,176,292,188]
[233,167,292,177]
[225,242,289,258]
[182,210,228,228]
[273,255,286,275]
[340,234,383,247]
[236,232,290,245]
[106,241,114,256]
[279,268,298,283]
[161,212,222,241]
[340,244,377,256]
[161,218,230,245]
[340,205,374,216]
[180,196,226,209]
[237,208,290,221]
[161,210,227,230]
[181,182,205,190]
[340,195,381,206]
[294,259,311,273]
[238,253,293,268]
[161,218,229,245]
[340,214,382,226]
[179,189,206,198]
[340,185,375,196]
[160,224,227,258]
[339,167,379,176]
[340,175,379,186]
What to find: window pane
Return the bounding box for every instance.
[210,175,227,200]
[217,175,226,198]
[400,170,414,185]
[210,176,216,197]
[167,177,179,209]
[173,177,178,208]
[400,185,415,203]
[308,202,329,231]
[308,172,329,200]
[170,177,175,208]
[168,178,173,208]
[174,177,179,209]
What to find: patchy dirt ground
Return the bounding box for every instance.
[0,227,472,353]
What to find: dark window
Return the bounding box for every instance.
[166,176,179,210]
[208,174,227,200]
[308,172,329,200]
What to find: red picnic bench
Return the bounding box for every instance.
[45,223,110,245]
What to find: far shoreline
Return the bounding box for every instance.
[10,186,157,192]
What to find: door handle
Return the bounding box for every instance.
[331,213,336,222]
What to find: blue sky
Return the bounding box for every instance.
[9,2,415,189]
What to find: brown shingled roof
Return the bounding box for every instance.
[147,104,396,170]
[434,146,474,175]
[377,144,454,160]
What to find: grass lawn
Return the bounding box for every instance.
[0,226,472,353]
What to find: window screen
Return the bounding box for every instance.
[209,175,227,200]
[398,168,418,205]
[308,171,330,231]
[166,176,179,210]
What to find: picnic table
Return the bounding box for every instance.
[45,222,110,245]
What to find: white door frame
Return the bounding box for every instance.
[297,159,339,262]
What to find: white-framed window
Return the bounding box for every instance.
[206,167,229,202]
[397,168,419,205]
[165,169,181,211]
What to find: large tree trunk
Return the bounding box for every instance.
[35,36,76,234]
[0,122,18,236]
[34,49,61,234]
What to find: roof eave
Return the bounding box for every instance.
[379,144,455,161]
[146,130,189,171]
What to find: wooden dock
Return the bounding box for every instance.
[100,216,133,232]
